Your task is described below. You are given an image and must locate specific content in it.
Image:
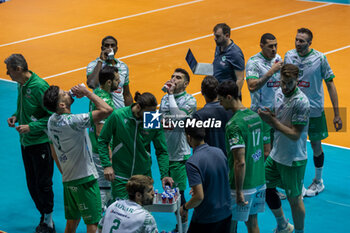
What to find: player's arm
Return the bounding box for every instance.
[50,143,62,174]
[326,80,342,131]
[247,61,283,92]
[123,84,133,106]
[232,147,248,205]
[87,48,110,89]
[180,183,204,217]
[235,70,245,91]
[98,116,116,181]
[258,108,305,140]
[87,60,103,89]
[71,84,113,124]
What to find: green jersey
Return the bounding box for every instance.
[13,71,51,146]
[225,109,265,190]
[98,105,169,180]
[88,88,114,154]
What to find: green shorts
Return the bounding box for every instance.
[111,170,153,200]
[169,160,187,191]
[64,179,101,224]
[265,156,307,197]
[111,177,128,200]
[308,111,328,141]
[262,121,272,145]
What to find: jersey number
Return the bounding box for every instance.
[109,219,121,233]
[252,129,260,147]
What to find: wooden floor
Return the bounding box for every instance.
[0,0,349,147]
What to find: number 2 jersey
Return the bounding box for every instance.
[98,199,158,233]
[47,112,98,183]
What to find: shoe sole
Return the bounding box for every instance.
[305,186,325,197]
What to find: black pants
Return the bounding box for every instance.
[21,142,54,215]
[188,214,232,233]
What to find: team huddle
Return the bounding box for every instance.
[6,23,342,233]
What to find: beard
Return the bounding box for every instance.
[141,195,154,206]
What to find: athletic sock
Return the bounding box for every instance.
[182,221,188,233]
[315,167,323,182]
[276,215,288,230]
[43,212,53,228]
[295,230,304,233]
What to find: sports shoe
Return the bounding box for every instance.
[277,191,286,200]
[305,179,325,197]
[38,222,56,233]
[302,185,307,197]
[35,216,44,233]
[273,222,294,233]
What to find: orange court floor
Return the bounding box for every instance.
[0,0,349,147]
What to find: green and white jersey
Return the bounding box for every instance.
[159,92,197,161]
[246,52,282,112]
[284,49,334,117]
[87,58,129,109]
[48,113,98,183]
[88,88,114,154]
[270,88,310,166]
[225,109,265,190]
[98,199,158,233]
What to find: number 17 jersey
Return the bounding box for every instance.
[225,109,265,190]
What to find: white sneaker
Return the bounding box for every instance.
[302,185,307,197]
[305,179,325,197]
[273,222,294,233]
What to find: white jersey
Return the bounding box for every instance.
[87,58,129,109]
[48,113,98,183]
[284,49,334,117]
[159,91,197,161]
[246,52,282,112]
[98,199,158,233]
[270,88,310,166]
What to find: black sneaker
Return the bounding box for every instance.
[38,222,56,233]
[35,216,44,233]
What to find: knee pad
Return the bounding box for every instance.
[266,188,281,210]
[313,152,324,168]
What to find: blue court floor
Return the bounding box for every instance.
[0,80,349,233]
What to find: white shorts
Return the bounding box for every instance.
[231,185,266,222]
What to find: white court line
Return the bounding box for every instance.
[320,142,350,150]
[324,45,350,55]
[298,0,350,6]
[0,0,203,48]
[325,200,350,208]
[41,2,333,81]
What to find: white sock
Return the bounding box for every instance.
[43,212,53,228]
[315,167,323,181]
[182,221,188,233]
[276,215,288,230]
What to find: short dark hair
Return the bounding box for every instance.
[201,75,218,100]
[217,80,240,99]
[297,28,313,42]
[101,35,118,46]
[134,92,157,109]
[99,66,118,85]
[281,64,299,80]
[174,68,190,83]
[260,33,276,45]
[4,54,28,71]
[43,85,60,112]
[126,175,154,201]
[213,23,231,37]
[185,124,206,141]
